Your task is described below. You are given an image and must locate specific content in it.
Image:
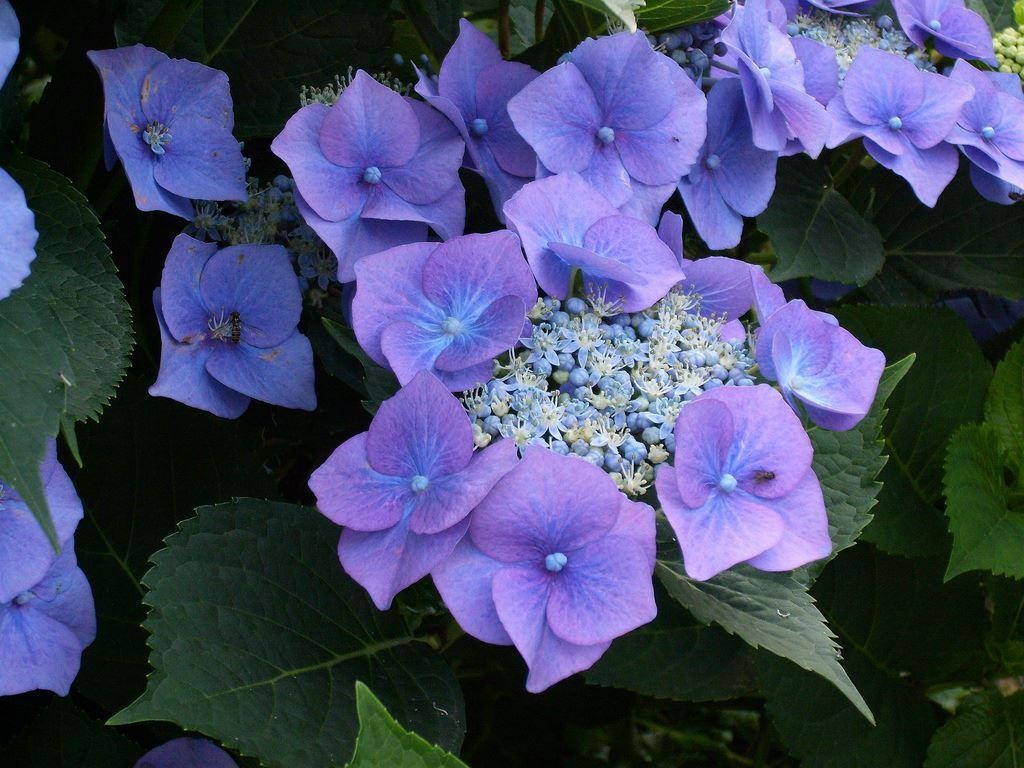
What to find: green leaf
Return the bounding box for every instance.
[348,682,469,768]
[925,690,1024,768]
[115,0,393,138]
[0,152,132,546]
[944,423,1024,580]
[986,339,1024,468]
[852,169,1024,303]
[983,0,1018,29]
[984,575,1024,675]
[399,0,463,61]
[321,316,400,413]
[655,560,873,722]
[835,307,992,557]
[109,499,465,768]
[519,0,605,69]
[563,0,638,31]
[757,157,885,286]
[635,0,730,31]
[6,698,142,768]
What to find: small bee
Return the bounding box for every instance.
[228,311,242,344]
[753,470,776,483]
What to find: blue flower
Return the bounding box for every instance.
[893,0,996,62]
[133,738,238,768]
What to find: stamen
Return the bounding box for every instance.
[470,118,489,136]
[718,473,738,493]
[363,166,383,184]
[545,552,568,572]
[143,122,172,155]
[410,475,430,493]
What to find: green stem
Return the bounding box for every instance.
[498,0,511,58]
[535,0,546,41]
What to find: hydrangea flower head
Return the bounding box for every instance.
[827,47,973,206]
[0,545,96,696]
[415,19,539,216]
[507,31,707,223]
[0,441,83,605]
[151,234,316,418]
[352,231,537,391]
[272,70,465,280]
[134,738,238,768]
[756,299,885,430]
[655,384,831,580]
[893,0,996,62]
[309,371,519,610]
[0,0,18,89]
[720,0,831,157]
[433,448,656,692]
[678,79,778,250]
[503,174,683,312]
[87,45,248,219]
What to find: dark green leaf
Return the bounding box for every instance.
[399,0,463,61]
[6,698,142,768]
[0,151,132,546]
[986,339,1024,468]
[757,157,885,286]
[348,682,469,768]
[109,499,465,768]
[982,0,1016,30]
[925,690,1024,768]
[116,0,394,139]
[321,316,400,413]
[984,575,1024,675]
[518,0,604,69]
[835,306,991,557]
[635,0,730,30]
[562,0,638,30]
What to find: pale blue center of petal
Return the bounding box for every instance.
[929,18,941,30]
[982,125,996,139]
[718,473,738,493]
[545,552,568,572]
[888,116,903,130]
[441,316,464,335]
[363,166,383,184]
[470,117,489,136]
[705,153,722,170]
[759,66,772,78]
[13,590,33,606]
[597,126,616,145]
[410,474,430,493]
[143,121,172,155]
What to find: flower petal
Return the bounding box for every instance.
[205,333,316,411]
[432,537,512,645]
[745,469,831,571]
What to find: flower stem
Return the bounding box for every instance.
[535,0,546,41]
[499,0,511,58]
[710,59,739,75]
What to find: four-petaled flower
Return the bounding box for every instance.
[756,299,885,431]
[507,31,707,224]
[150,234,317,418]
[87,45,248,219]
[656,384,832,580]
[309,371,519,610]
[893,0,996,62]
[504,173,683,312]
[827,47,974,206]
[415,19,539,218]
[272,70,466,281]
[433,448,656,692]
[352,231,537,391]
[132,738,238,768]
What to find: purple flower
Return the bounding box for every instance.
[507,31,707,224]
[678,79,778,250]
[655,384,831,580]
[272,71,465,280]
[720,0,831,157]
[134,738,238,768]
[308,371,518,611]
[827,47,973,206]
[893,0,995,62]
[756,299,885,431]
[0,544,95,696]
[150,234,316,418]
[0,0,19,88]
[87,45,247,219]
[503,174,683,312]
[352,231,537,391]
[0,167,37,301]
[415,19,539,218]
[433,448,656,692]
[947,61,1024,194]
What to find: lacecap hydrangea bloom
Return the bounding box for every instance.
[309,371,518,610]
[151,234,316,418]
[893,0,996,61]
[507,31,707,224]
[134,738,238,768]
[415,19,539,217]
[87,45,248,219]
[433,448,656,692]
[272,70,465,281]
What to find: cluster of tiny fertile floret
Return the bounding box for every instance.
[648,22,727,80]
[299,67,407,107]
[189,176,339,300]
[787,11,935,79]
[462,290,757,497]
[994,25,1024,75]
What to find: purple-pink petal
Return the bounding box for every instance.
[744,469,831,571]
[432,537,513,646]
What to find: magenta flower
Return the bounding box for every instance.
[87,45,247,219]
[507,31,706,224]
[133,738,238,768]
[827,47,973,206]
[415,19,539,217]
[756,299,885,431]
[309,372,519,610]
[150,234,316,418]
[352,231,537,391]
[272,71,465,281]
[893,0,995,62]
[655,385,831,580]
[504,174,683,312]
[433,449,656,692]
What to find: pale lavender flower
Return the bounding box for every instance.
[893,0,996,62]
